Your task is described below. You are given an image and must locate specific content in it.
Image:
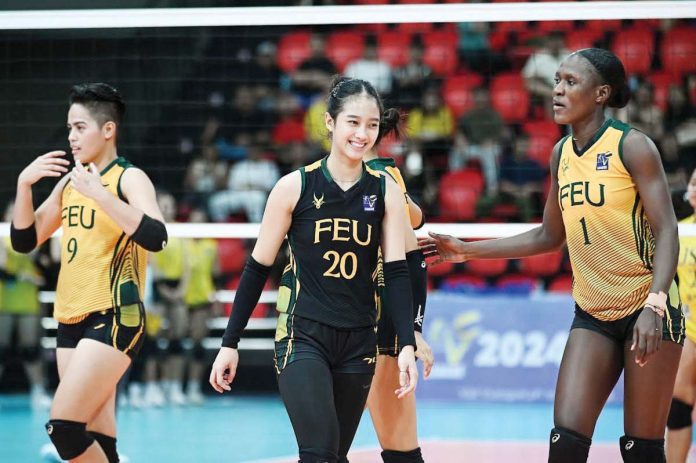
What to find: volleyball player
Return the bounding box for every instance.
[666,168,696,462]
[210,76,418,463]
[421,48,682,463]
[0,201,51,410]
[11,82,166,463]
[363,151,433,463]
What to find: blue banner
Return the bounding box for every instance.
[418,292,624,403]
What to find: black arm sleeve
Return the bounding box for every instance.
[10,222,37,254]
[406,249,427,333]
[131,214,168,252]
[221,256,272,348]
[383,260,416,349]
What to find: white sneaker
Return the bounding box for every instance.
[168,382,188,406]
[186,384,205,406]
[143,382,166,407]
[40,443,66,462]
[30,386,52,410]
[128,383,145,409]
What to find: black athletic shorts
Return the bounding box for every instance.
[152,278,179,304]
[376,309,402,357]
[274,314,377,375]
[56,303,146,358]
[571,302,684,346]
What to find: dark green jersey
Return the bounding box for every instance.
[275,157,386,329]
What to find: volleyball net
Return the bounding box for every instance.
[1,1,695,307]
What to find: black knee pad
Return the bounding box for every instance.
[192,342,206,360]
[620,435,665,463]
[20,346,41,362]
[45,419,95,460]
[168,339,184,355]
[667,398,693,430]
[382,447,424,463]
[88,431,119,463]
[299,447,338,463]
[548,427,591,463]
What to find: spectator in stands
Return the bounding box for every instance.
[276,141,314,176]
[406,85,454,145]
[183,208,220,405]
[449,87,506,195]
[183,143,228,213]
[304,87,332,155]
[662,84,696,189]
[291,33,336,107]
[249,40,282,112]
[393,36,432,108]
[457,22,508,75]
[613,80,664,141]
[522,32,569,116]
[0,202,51,410]
[271,91,306,147]
[203,85,273,162]
[208,144,280,223]
[497,136,547,221]
[344,35,393,96]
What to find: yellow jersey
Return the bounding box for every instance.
[183,238,217,307]
[678,215,696,342]
[55,157,148,323]
[558,119,668,321]
[151,235,185,280]
[1,237,41,315]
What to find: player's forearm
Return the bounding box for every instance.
[93,189,144,235]
[469,225,564,260]
[13,182,36,229]
[649,222,679,295]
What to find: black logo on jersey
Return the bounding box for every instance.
[363,195,377,212]
[313,193,325,209]
[61,205,95,229]
[596,151,612,171]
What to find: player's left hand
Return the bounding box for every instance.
[631,307,663,367]
[70,161,107,201]
[395,345,418,399]
[414,331,434,379]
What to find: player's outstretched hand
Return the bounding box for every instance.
[209,347,239,393]
[18,151,70,187]
[419,231,470,266]
[395,345,418,399]
[414,331,434,379]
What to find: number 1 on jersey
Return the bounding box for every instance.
[579,217,591,245]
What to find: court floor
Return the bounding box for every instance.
[2,392,681,463]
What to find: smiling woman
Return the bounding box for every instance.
[210,76,418,463]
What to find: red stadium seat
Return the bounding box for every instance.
[397,0,436,3]
[378,31,412,68]
[277,31,312,73]
[427,260,455,278]
[423,30,459,49]
[354,0,389,3]
[522,120,561,141]
[217,239,248,275]
[585,19,622,32]
[496,21,528,33]
[547,274,573,293]
[442,74,484,117]
[397,22,434,34]
[326,30,365,72]
[467,258,509,277]
[647,71,680,111]
[423,42,458,76]
[537,20,575,34]
[661,27,696,77]
[490,73,530,123]
[527,133,557,166]
[438,169,485,222]
[519,251,563,277]
[611,27,655,75]
[565,28,605,52]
